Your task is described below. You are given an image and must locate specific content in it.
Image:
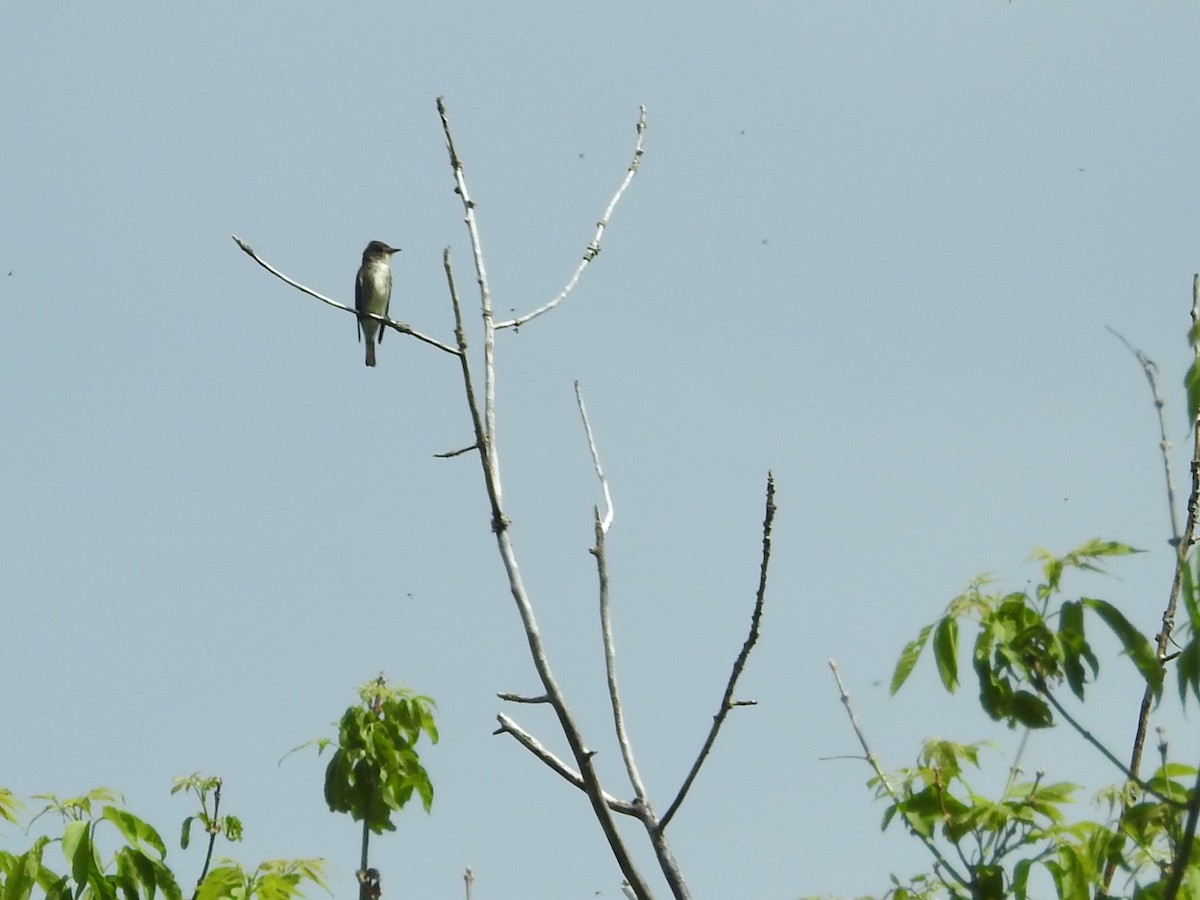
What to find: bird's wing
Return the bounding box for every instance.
[354,268,366,343]
[377,269,392,344]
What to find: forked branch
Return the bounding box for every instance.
[437,98,657,899]
[493,713,640,816]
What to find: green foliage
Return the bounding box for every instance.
[0,791,22,827]
[297,676,438,834]
[862,540,1200,898]
[0,785,325,900]
[2,678,429,900]
[873,739,1085,898]
[194,860,326,900]
[871,745,1200,897]
[0,790,181,900]
[890,539,1158,727]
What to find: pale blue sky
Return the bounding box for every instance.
[4,3,1200,898]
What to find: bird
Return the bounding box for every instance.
[354,240,401,367]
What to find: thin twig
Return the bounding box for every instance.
[497,692,551,704]
[660,473,775,831]
[492,714,639,816]
[576,382,614,532]
[231,235,459,356]
[593,506,647,804]
[828,660,970,891]
[434,443,479,459]
[1106,326,1180,544]
[575,377,644,810]
[497,107,647,330]
[443,249,505,532]
[437,97,501,497]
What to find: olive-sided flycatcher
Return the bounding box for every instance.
[355,240,401,367]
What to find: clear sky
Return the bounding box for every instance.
[4,3,1200,898]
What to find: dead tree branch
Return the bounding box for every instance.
[496,108,647,330]
[437,97,660,900]
[660,473,775,830]
[231,235,458,355]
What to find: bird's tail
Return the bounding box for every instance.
[364,338,377,367]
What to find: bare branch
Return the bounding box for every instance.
[660,472,776,831]
[442,248,506,533]
[497,107,647,330]
[576,381,614,532]
[493,714,640,816]
[438,100,658,898]
[231,235,459,356]
[1106,326,1180,544]
[434,443,479,459]
[437,98,500,473]
[592,506,648,805]
[497,692,551,704]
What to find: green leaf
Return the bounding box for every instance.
[61,821,93,891]
[1060,598,1083,636]
[2,847,40,900]
[880,805,897,833]
[1082,597,1162,700]
[196,868,244,900]
[222,816,243,843]
[125,849,159,900]
[890,624,933,695]
[1178,638,1200,705]
[102,806,167,858]
[1058,600,1089,700]
[974,864,1005,900]
[1010,690,1053,728]
[415,771,433,813]
[1012,858,1032,900]
[1183,556,1200,631]
[179,816,193,851]
[0,790,22,827]
[1186,357,1200,423]
[933,616,959,693]
[146,856,181,900]
[1070,537,1143,561]
[416,704,439,744]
